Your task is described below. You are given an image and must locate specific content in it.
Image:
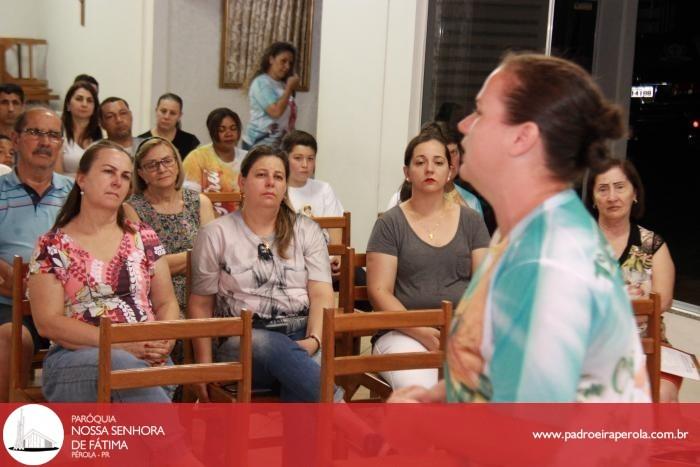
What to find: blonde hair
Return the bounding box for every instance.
[133,137,185,194]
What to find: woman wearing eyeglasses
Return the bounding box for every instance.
[189,145,337,402]
[27,140,180,402]
[124,138,215,392]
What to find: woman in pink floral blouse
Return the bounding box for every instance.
[28,140,179,402]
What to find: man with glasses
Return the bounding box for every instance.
[0,107,73,401]
[100,97,142,157]
[0,84,25,138]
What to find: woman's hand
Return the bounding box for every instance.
[144,340,173,366]
[116,340,172,365]
[388,381,446,403]
[330,256,341,276]
[286,74,300,92]
[403,327,440,351]
[296,337,319,356]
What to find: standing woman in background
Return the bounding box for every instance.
[242,42,299,149]
[139,93,200,160]
[56,82,102,178]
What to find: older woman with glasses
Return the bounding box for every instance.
[125,138,215,400]
[124,138,215,364]
[189,145,339,402]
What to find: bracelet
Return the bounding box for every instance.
[307,333,321,353]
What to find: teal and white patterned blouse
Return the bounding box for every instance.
[445,189,650,402]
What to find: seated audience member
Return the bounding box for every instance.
[56,81,102,178]
[0,134,13,175]
[282,130,343,219]
[385,122,487,221]
[242,42,299,149]
[429,122,497,234]
[0,83,25,138]
[0,107,73,402]
[367,130,489,389]
[138,93,200,160]
[124,137,215,389]
[182,108,247,215]
[73,74,99,94]
[28,140,178,402]
[586,158,678,402]
[281,130,344,273]
[391,54,649,404]
[189,145,337,402]
[422,122,483,215]
[100,97,142,157]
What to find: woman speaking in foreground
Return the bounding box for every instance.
[391,53,649,403]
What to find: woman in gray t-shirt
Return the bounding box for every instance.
[367,130,490,390]
[189,145,335,401]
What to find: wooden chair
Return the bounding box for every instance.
[310,213,353,355]
[632,292,661,402]
[184,250,280,402]
[97,311,252,403]
[202,191,242,216]
[320,301,453,402]
[311,211,351,248]
[342,247,367,314]
[9,255,47,402]
[336,248,395,400]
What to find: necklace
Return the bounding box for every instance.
[409,201,448,243]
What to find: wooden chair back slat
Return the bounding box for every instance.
[333,309,449,334]
[312,212,351,247]
[632,292,661,402]
[109,318,244,342]
[202,192,242,204]
[343,249,367,314]
[334,353,444,376]
[9,256,45,402]
[320,301,453,402]
[110,363,243,390]
[98,310,252,403]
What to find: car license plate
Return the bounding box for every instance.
[631,86,655,98]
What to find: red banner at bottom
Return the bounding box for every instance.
[0,403,698,466]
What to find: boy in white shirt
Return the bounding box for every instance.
[282,130,344,275]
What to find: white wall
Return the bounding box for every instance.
[150,0,322,143]
[0,0,155,131]
[316,0,427,250]
[40,0,155,131]
[0,0,44,38]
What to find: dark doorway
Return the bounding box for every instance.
[627,0,700,304]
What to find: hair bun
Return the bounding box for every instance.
[583,103,625,168]
[593,104,625,140]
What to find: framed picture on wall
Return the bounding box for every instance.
[220,0,314,91]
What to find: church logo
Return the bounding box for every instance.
[3,404,63,465]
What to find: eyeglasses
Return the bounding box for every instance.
[22,128,63,143]
[140,157,176,172]
[258,242,273,261]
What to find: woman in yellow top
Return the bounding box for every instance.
[182,108,247,214]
